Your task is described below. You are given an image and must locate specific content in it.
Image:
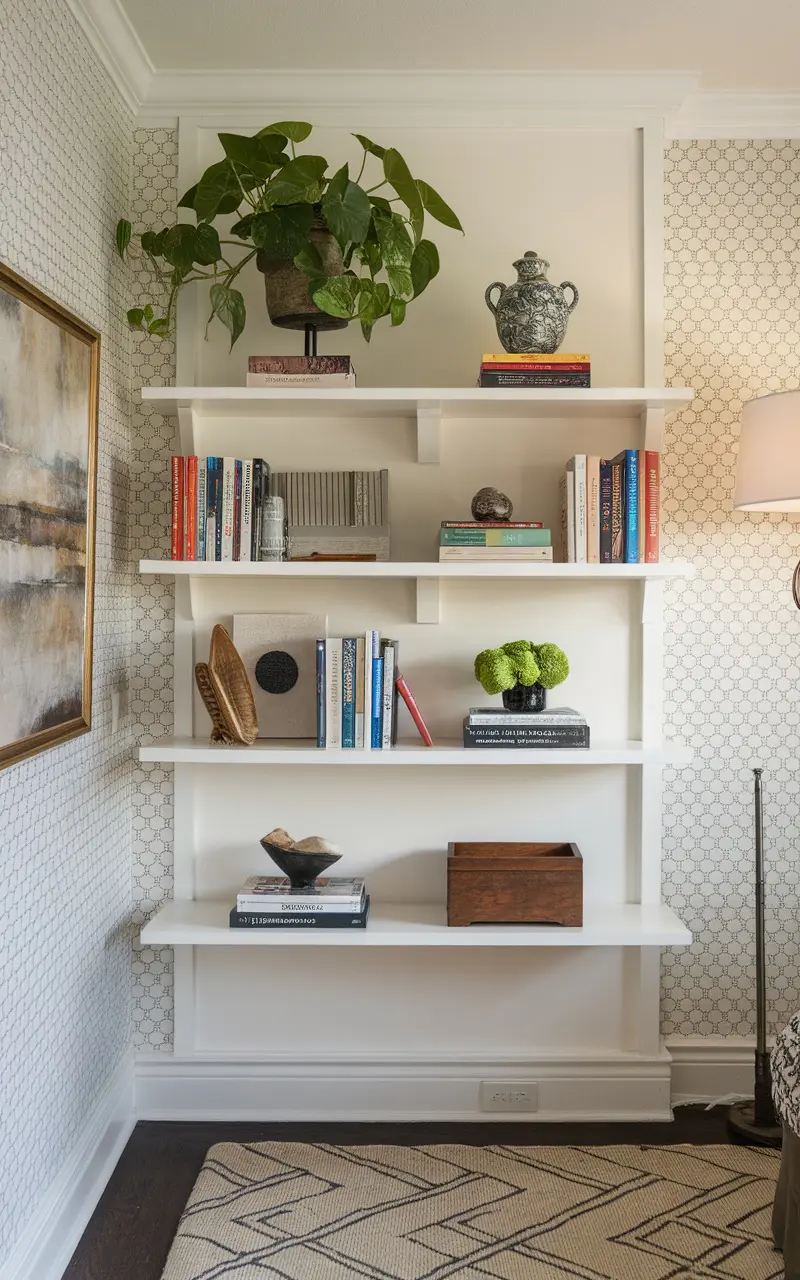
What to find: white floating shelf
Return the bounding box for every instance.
[140,559,694,580]
[141,386,694,461]
[138,737,693,767]
[140,900,692,948]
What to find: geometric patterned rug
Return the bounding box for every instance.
[160,1142,781,1279]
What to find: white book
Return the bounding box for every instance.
[221,457,236,561]
[569,455,587,563]
[245,372,356,387]
[438,546,553,561]
[238,876,365,909]
[586,455,600,563]
[205,513,216,561]
[236,897,365,913]
[468,706,586,726]
[381,642,395,748]
[325,638,342,748]
[561,469,575,562]
[239,459,253,562]
[196,458,207,561]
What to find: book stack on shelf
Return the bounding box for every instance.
[560,451,660,564]
[479,353,591,388]
[171,455,270,562]
[230,877,370,930]
[317,634,432,749]
[439,521,552,563]
[246,355,356,387]
[463,706,589,750]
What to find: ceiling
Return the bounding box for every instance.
[120,0,799,89]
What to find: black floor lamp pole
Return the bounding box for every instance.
[728,768,782,1145]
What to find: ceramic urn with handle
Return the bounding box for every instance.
[485,251,579,354]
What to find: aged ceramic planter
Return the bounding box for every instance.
[256,216,348,332]
[485,251,579,354]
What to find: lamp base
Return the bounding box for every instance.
[727,1100,782,1147]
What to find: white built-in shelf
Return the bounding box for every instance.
[140,559,694,580]
[142,385,694,461]
[140,899,692,948]
[138,737,693,767]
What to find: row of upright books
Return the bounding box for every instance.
[463,706,589,749]
[247,355,356,387]
[316,633,432,749]
[560,451,660,564]
[438,520,552,562]
[170,455,270,561]
[478,352,591,389]
[230,877,369,929]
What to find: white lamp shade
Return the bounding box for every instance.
[735,390,800,511]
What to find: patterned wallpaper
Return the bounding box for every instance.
[662,140,800,1038]
[0,0,133,1261]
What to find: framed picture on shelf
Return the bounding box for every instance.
[0,261,100,770]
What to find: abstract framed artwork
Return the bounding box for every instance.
[0,262,100,770]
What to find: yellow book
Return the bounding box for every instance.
[482,352,590,363]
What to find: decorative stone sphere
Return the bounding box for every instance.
[471,486,513,522]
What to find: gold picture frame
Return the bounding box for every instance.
[0,261,100,770]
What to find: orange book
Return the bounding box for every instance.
[170,456,184,560]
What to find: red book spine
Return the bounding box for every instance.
[645,451,660,563]
[481,362,590,372]
[185,456,198,560]
[395,674,433,747]
[171,456,184,560]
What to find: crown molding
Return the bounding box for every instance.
[65,0,153,113]
[666,92,800,139]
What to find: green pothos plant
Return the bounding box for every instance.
[115,123,462,345]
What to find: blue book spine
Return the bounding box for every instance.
[623,448,638,563]
[371,656,383,748]
[341,638,356,748]
[315,639,326,748]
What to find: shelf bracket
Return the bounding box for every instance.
[177,403,196,456]
[416,577,440,624]
[641,406,665,453]
[416,400,442,465]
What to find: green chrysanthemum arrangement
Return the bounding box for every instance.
[474,641,569,696]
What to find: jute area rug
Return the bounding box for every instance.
[161,1141,781,1279]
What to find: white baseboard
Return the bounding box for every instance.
[1,1051,135,1280]
[666,1037,756,1104]
[135,1051,674,1122]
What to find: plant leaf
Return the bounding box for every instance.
[209,283,246,349]
[126,307,144,328]
[194,222,222,266]
[250,204,314,261]
[161,224,197,273]
[218,132,288,178]
[259,121,312,143]
[147,317,170,337]
[322,164,371,248]
[266,155,327,206]
[390,297,406,326]
[115,219,131,259]
[294,243,324,276]
[177,183,197,210]
[361,320,374,342]
[230,213,255,239]
[383,148,424,241]
[411,239,440,297]
[311,274,360,319]
[368,195,392,214]
[143,304,154,322]
[386,265,413,298]
[140,229,166,256]
[373,210,413,267]
[416,180,463,232]
[193,160,244,222]
[353,133,386,159]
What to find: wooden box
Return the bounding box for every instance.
[447,842,583,927]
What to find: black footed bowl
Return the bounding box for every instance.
[260,840,342,889]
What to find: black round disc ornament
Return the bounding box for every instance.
[255,649,299,695]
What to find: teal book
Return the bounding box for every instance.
[440,528,551,546]
[341,638,356,748]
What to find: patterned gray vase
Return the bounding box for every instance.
[485,251,579,354]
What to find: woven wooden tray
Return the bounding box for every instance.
[195,624,258,745]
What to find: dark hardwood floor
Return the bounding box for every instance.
[63,1108,733,1280]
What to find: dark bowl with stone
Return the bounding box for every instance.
[260,839,342,889]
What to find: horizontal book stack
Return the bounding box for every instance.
[479,352,591,389]
[439,520,552,563]
[230,877,370,929]
[246,355,356,387]
[560,451,660,564]
[270,469,389,560]
[171,456,270,561]
[463,706,589,749]
[317,635,432,749]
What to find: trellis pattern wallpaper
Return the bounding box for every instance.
[661,140,800,1038]
[0,0,133,1261]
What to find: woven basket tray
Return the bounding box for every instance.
[195,624,258,745]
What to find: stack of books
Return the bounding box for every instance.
[317,634,432,749]
[560,451,660,564]
[171,456,270,561]
[463,706,589,749]
[247,356,356,387]
[439,520,552,563]
[230,877,370,929]
[479,353,591,388]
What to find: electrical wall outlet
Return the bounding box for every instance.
[479,1081,539,1112]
